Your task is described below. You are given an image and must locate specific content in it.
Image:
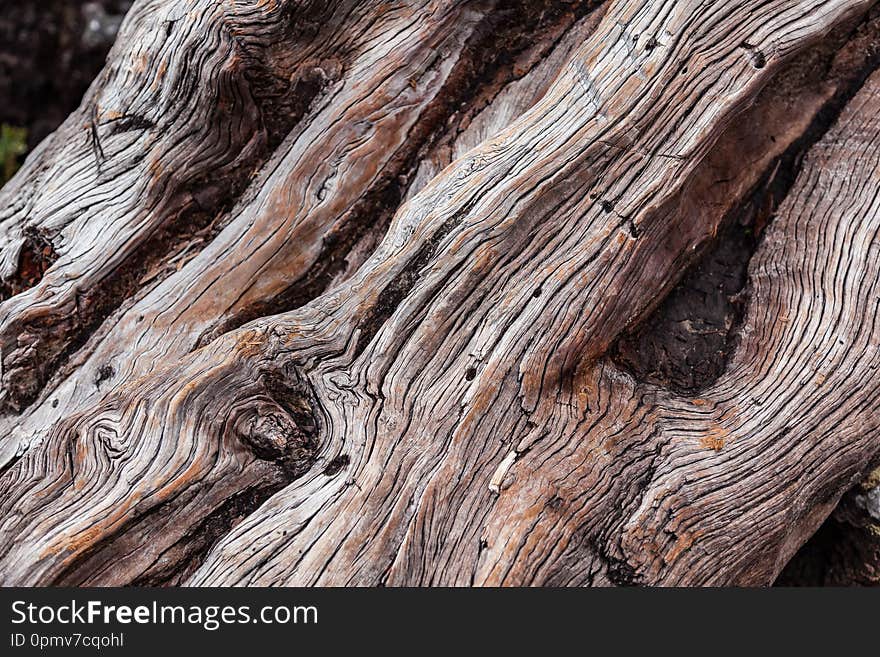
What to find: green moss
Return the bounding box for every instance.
[0,124,28,184]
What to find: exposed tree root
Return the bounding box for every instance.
[1,0,880,587]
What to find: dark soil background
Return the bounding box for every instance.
[0,0,130,150]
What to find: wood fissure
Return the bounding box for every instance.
[614,5,880,395]
[0,0,358,413]
[2,0,880,587]
[203,0,607,343]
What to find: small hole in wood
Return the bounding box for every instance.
[323,454,350,477]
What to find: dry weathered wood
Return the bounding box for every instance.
[1,0,607,584]
[0,0,399,412]
[2,0,880,586]
[778,469,880,585]
[0,0,597,461]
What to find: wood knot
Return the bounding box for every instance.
[233,400,317,474]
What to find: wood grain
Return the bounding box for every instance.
[1,0,879,586]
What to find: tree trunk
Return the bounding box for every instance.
[2,0,880,586]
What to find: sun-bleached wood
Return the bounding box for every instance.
[1,0,879,585]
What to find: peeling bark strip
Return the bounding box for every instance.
[2,0,880,586]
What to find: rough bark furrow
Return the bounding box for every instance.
[2,0,879,587]
[0,0,613,585]
[0,0,370,413]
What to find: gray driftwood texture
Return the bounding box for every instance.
[1,0,880,585]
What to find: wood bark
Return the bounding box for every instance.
[778,468,880,585]
[2,0,880,586]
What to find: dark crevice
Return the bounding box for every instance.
[197,177,406,349]
[611,198,760,394]
[543,530,641,586]
[0,451,23,481]
[611,8,880,395]
[105,113,156,135]
[129,479,290,587]
[323,454,350,477]
[776,458,880,586]
[202,1,606,348]
[0,229,58,301]
[600,544,641,587]
[53,365,320,586]
[353,210,466,360]
[0,22,346,414]
[93,363,114,388]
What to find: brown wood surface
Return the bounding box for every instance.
[1,0,880,586]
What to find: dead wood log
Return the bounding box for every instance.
[2,0,880,586]
[778,469,880,585]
